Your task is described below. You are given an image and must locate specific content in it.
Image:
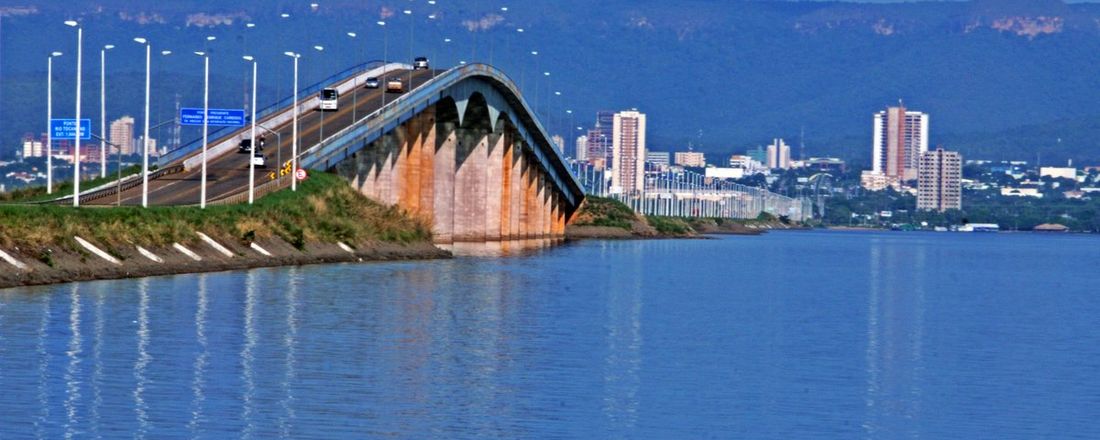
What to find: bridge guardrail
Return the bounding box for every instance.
[159,60,387,167]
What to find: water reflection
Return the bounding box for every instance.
[36,290,52,439]
[90,284,105,439]
[279,267,299,438]
[134,278,150,439]
[189,274,209,436]
[64,284,82,439]
[241,270,258,438]
[603,247,643,436]
[864,239,927,438]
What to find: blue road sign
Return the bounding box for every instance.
[50,119,92,141]
[180,108,246,127]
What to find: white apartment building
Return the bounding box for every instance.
[611,109,647,195]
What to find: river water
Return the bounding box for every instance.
[1,231,1097,439]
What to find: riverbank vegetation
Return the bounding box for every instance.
[0,171,433,253]
[566,196,792,239]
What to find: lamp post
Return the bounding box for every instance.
[243,55,257,204]
[346,32,360,121]
[134,37,152,207]
[194,51,210,208]
[65,20,83,207]
[46,51,62,195]
[377,20,388,107]
[312,45,326,141]
[99,44,114,178]
[404,9,413,85]
[284,51,300,192]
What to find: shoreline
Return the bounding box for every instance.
[0,237,450,290]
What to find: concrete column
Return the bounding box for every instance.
[521,154,534,239]
[485,131,505,241]
[433,122,457,244]
[500,135,514,240]
[402,114,422,215]
[510,142,524,240]
[417,109,437,223]
[453,129,488,242]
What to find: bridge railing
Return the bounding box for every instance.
[158,60,385,167]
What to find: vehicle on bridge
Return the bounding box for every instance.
[365,77,380,89]
[414,57,430,70]
[319,88,339,111]
[237,138,258,154]
[386,78,406,93]
[251,152,266,168]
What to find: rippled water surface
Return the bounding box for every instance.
[1,231,1098,439]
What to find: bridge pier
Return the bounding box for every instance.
[331,96,577,247]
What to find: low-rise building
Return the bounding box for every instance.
[1040,167,1077,180]
[705,167,746,180]
[674,151,706,168]
[861,171,899,191]
[1001,187,1043,198]
[646,151,671,167]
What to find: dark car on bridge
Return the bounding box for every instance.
[238,138,253,153]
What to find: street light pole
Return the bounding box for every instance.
[195,51,210,208]
[404,9,413,85]
[284,51,300,191]
[65,20,83,207]
[312,45,325,141]
[99,44,113,178]
[46,52,62,194]
[378,20,388,107]
[346,32,359,121]
[243,55,257,204]
[134,37,151,207]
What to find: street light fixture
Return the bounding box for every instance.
[46,51,63,195]
[243,55,258,204]
[65,20,83,207]
[284,51,301,192]
[134,37,152,207]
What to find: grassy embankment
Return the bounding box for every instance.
[568,196,794,238]
[0,171,432,257]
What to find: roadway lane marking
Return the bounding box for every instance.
[174,243,202,262]
[74,237,122,266]
[337,242,355,254]
[0,249,28,271]
[136,246,164,264]
[197,232,235,258]
[250,242,273,257]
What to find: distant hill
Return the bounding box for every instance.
[3,0,1100,164]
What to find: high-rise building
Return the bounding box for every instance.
[873,104,928,181]
[21,135,44,158]
[110,116,136,155]
[917,148,962,212]
[611,109,646,195]
[587,111,616,165]
[575,135,588,162]
[674,151,706,168]
[551,135,565,154]
[766,138,792,170]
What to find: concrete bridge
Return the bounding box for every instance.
[80,62,585,245]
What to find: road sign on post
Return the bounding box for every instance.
[179,108,246,127]
[50,119,92,140]
[295,169,308,181]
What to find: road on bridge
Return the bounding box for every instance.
[89,68,440,206]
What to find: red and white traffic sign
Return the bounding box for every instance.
[295,169,308,181]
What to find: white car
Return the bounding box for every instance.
[414,57,430,70]
[251,153,266,168]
